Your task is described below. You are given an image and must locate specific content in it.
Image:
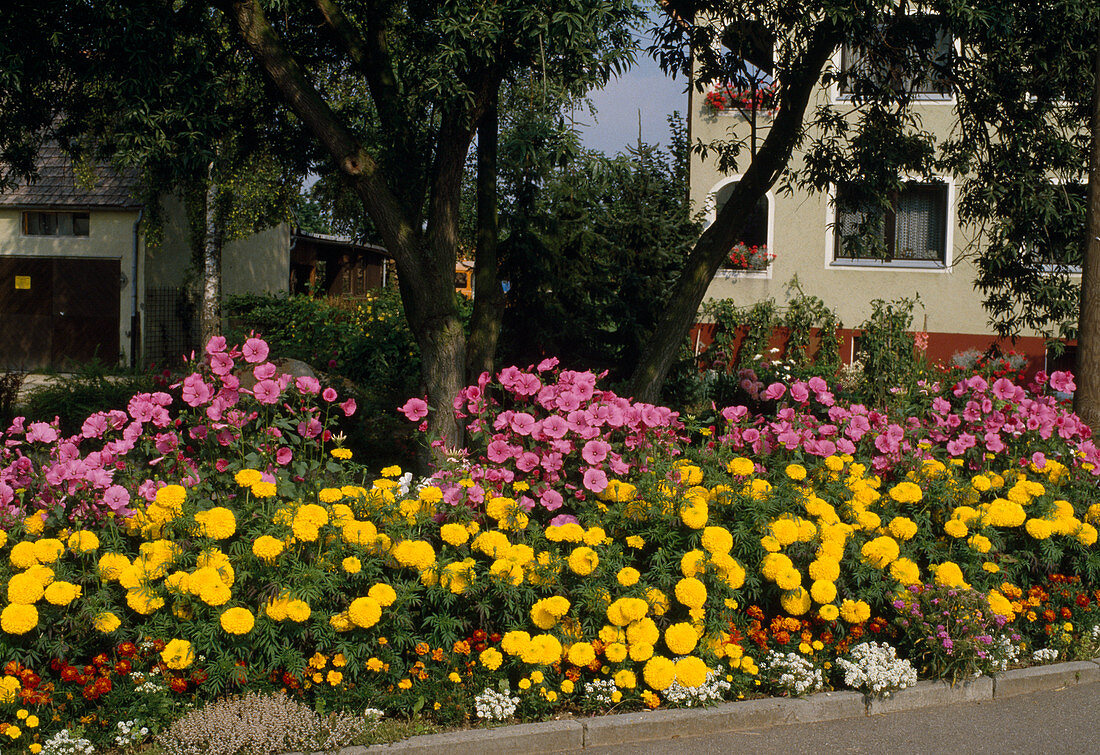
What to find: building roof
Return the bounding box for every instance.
[0,141,142,209]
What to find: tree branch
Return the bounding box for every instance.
[225,0,417,268]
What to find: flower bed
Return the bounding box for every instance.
[1,339,1099,752]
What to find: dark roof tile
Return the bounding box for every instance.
[0,142,142,209]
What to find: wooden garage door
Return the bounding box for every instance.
[0,257,120,370]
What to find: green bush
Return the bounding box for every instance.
[227,290,421,469]
[22,365,161,436]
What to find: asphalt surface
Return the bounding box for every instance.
[580,680,1100,755]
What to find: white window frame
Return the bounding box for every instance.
[828,11,958,105]
[21,210,91,238]
[706,175,775,279]
[825,176,955,272]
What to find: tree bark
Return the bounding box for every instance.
[200,163,225,346]
[226,0,471,450]
[467,89,506,381]
[1074,25,1100,435]
[629,22,842,402]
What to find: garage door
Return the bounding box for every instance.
[0,257,120,370]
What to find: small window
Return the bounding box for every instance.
[839,15,953,97]
[834,181,949,264]
[22,211,90,237]
[714,181,772,271]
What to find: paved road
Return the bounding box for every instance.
[581,680,1100,755]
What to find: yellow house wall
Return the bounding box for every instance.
[690,75,1062,338]
[0,207,142,366]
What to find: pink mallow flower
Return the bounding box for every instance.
[398,397,429,421]
[242,337,270,364]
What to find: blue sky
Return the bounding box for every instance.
[575,21,687,155]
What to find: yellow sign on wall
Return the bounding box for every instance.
[14,276,30,290]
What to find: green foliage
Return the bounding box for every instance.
[856,297,921,408]
[498,115,702,379]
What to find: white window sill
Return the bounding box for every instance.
[831,258,947,271]
[716,267,771,279]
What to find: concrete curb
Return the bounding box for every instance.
[319,659,1100,754]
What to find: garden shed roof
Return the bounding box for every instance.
[0,141,142,209]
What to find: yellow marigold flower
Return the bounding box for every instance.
[155,484,187,510]
[220,606,255,635]
[480,647,504,670]
[43,581,81,606]
[726,457,755,476]
[967,534,992,553]
[824,455,845,472]
[342,556,362,574]
[368,583,397,608]
[810,580,837,604]
[1024,518,1053,540]
[985,498,1027,528]
[285,600,311,622]
[584,526,608,546]
[889,557,921,585]
[680,498,708,529]
[982,561,1000,573]
[643,655,676,691]
[770,518,799,546]
[1078,523,1099,546]
[7,573,44,605]
[348,596,383,628]
[605,642,628,663]
[9,541,36,570]
[887,517,918,541]
[67,531,99,553]
[780,587,812,615]
[785,464,807,481]
[888,481,923,504]
[932,561,969,588]
[700,526,733,555]
[761,552,794,582]
[675,655,708,688]
[251,481,278,498]
[675,577,707,609]
[625,535,645,549]
[192,506,236,539]
[944,519,969,538]
[646,588,669,616]
[331,448,353,460]
[93,612,121,633]
[381,465,403,477]
[860,536,900,570]
[1,604,37,635]
[522,634,563,665]
[161,638,194,669]
[818,604,840,621]
[566,641,596,667]
[839,599,871,624]
[235,469,263,487]
[808,558,841,582]
[567,546,599,576]
[630,642,655,662]
[330,612,353,632]
[664,622,698,655]
[309,652,328,669]
[440,523,469,546]
[31,539,63,564]
[775,567,802,591]
[680,549,706,578]
[318,488,343,504]
[24,513,45,536]
[614,566,641,587]
[252,535,285,562]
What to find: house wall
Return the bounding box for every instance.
[0,207,142,366]
[689,70,1066,346]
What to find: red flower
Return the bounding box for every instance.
[114,660,132,676]
[169,677,189,693]
[118,642,138,657]
[93,654,110,667]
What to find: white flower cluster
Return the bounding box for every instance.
[988,636,1021,673]
[836,642,917,697]
[362,707,385,722]
[584,678,620,706]
[114,719,151,747]
[1032,647,1060,664]
[41,729,96,755]
[474,687,519,721]
[760,651,823,696]
[663,668,732,707]
[134,679,167,695]
[1091,625,1100,642]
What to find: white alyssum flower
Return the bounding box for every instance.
[474,687,519,721]
[988,636,1021,673]
[663,667,732,707]
[114,719,151,747]
[41,728,96,755]
[836,642,917,697]
[584,678,620,706]
[760,651,823,696]
[1032,647,1059,664]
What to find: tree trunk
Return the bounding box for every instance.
[200,164,225,346]
[467,90,505,381]
[1074,26,1100,434]
[629,23,842,402]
